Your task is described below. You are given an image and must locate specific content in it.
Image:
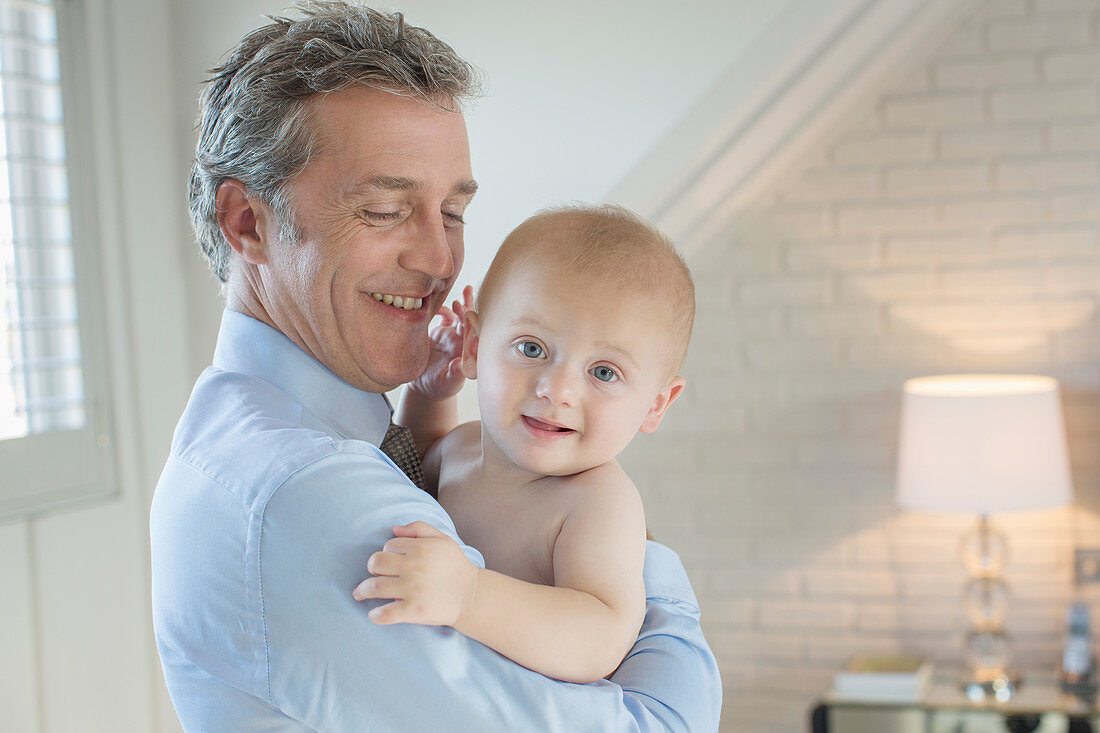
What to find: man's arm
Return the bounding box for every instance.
[613,541,724,730]
[261,448,721,732]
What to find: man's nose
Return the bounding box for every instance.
[399,209,455,280]
[535,365,577,407]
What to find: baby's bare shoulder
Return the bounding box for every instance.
[433,420,481,459]
[561,460,641,509]
[553,461,647,561]
[424,421,481,488]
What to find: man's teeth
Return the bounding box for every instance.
[369,293,423,310]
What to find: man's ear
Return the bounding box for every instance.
[640,376,686,434]
[460,311,480,380]
[215,179,273,265]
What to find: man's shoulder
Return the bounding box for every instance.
[176,366,333,456]
[168,367,382,511]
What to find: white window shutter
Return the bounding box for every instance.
[0,0,114,518]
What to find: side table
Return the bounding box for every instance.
[812,681,1098,733]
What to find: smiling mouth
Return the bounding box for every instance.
[522,415,575,434]
[368,292,425,311]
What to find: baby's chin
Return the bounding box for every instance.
[515,455,618,479]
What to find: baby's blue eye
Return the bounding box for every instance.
[518,341,545,359]
[592,366,618,383]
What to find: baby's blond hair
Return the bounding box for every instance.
[477,204,695,376]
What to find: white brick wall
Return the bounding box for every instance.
[617,1,1100,730]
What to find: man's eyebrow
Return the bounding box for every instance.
[348,176,479,197]
[349,175,419,194]
[455,179,479,197]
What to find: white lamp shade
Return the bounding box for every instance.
[896,374,1073,514]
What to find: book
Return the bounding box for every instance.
[831,654,933,702]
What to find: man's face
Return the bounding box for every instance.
[255,86,475,392]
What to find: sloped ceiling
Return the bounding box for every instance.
[607,0,983,255]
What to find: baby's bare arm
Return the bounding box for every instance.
[395,287,473,457]
[453,465,647,683]
[355,462,647,684]
[354,465,646,683]
[396,389,458,458]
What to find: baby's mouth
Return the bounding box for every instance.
[367,292,424,311]
[522,416,574,433]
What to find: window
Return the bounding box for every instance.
[0,0,114,518]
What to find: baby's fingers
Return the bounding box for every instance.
[368,600,412,625]
[392,521,446,539]
[453,285,474,319]
[436,305,456,325]
[366,550,402,576]
[352,575,402,602]
[381,536,422,554]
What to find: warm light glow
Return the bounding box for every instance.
[904,374,1058,397]
[896,373,1072,515]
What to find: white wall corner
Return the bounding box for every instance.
[606,0,984,256]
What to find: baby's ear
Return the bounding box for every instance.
[640,376,686,434]
[460,311,480,380]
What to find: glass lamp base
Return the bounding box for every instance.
[962,670,1021,702]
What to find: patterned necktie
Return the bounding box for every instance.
[379,422,426,492]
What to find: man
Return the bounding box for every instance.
[150,3,721,730]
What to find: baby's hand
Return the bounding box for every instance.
[352,521,478,627]
[407,285,474,401]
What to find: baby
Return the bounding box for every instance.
[353,204,694,683]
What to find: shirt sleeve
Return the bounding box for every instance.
[259,445,721,732]
[612,542,723,731]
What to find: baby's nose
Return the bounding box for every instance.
[535,367,577,406]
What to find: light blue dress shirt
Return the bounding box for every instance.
[151,310,721,732]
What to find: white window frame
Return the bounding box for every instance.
[0,0,117,519]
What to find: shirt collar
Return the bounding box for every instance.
[212,309,392,445]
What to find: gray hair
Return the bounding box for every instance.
[188,1,482,282]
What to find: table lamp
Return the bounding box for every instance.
[896,374,1073,701]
